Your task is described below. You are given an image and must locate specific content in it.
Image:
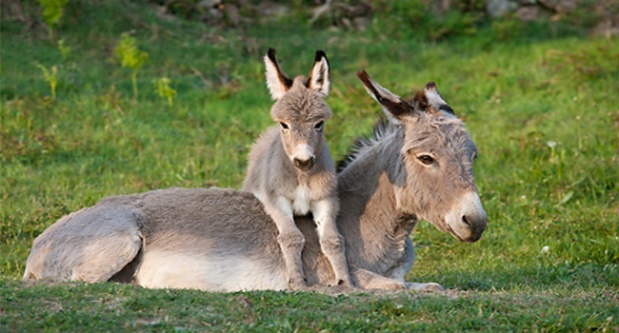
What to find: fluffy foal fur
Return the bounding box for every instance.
[242,49,352,289]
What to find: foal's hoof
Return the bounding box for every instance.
[335,278,356,288]
[326,279,358,293]
[288,277,309,291]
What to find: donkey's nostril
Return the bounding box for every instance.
[461,215,471,227]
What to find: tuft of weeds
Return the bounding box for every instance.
[152,77,177,106]
[35,64,58,100]
[35,0,69,41]
[114,32,149,100]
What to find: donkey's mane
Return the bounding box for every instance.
[337,117,395,172]
[336,112,466,173]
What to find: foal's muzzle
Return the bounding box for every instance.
[293,156,315,171]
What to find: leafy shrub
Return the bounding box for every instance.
[36,0,69,40]
[114,33,149,100]
[36,64,58,100]
[153,77,177,107]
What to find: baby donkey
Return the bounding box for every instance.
[243,49,353,289]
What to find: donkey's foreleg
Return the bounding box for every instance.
[387,239,444,292]
[350,266,407,291]
[263,196,308,290]
[311,198,354,287]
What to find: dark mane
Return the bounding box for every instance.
[337,117,393,173]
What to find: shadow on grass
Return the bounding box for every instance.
[421,261,619,292]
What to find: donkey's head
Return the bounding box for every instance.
[264,48,332,172]
[357,70,487,242]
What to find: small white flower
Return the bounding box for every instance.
[546,141,557,148]
[541,246,550,253]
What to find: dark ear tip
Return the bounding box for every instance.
[357,70,369,81]
[425,81,437,90]
[314,50,327,61]
[267,48,277,61]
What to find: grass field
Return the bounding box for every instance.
[1,1,618,332]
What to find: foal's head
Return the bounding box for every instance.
[264,48,332,172]
[357,70,487,242]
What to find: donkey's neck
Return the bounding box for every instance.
[337,128,418,273]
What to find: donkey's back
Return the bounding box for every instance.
[23,188,297,291]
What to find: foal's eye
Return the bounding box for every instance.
[314,121,324,131]
[417,155,435,165]
[279,122,289,130]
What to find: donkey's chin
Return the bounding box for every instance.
[444,211,487,243]
[446,222,483,243]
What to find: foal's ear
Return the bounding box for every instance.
[357,70,414,123]
[307,50,331,96]
[264,48,293,100]
[413,82,454,115]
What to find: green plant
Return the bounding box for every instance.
[36,0,69,41]
[152,77,177,106]
[114,33,148,100]
[57,38,71,61]
[36,63,58,100]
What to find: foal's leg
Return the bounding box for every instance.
[262,196,307,289]
[311,198,354,287]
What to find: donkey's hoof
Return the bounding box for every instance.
[405,282,444,292]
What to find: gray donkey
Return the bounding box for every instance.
[23,70,487,292]
[243,49,352,289]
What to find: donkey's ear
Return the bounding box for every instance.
[357,70,414,124]
[264,48,293,100]
[307,50,330,96]
[414,82,454,115]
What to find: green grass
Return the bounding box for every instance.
[1,1,618,332]
[1,281,616,332]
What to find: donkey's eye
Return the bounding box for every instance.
[279,122,289,130]
[314,121,324,131]
[417,155,435,165]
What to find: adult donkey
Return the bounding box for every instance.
[23,70,487,291]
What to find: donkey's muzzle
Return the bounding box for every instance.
[293,156,315,171]
[445,191,488,243]
[460,213,487,242]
